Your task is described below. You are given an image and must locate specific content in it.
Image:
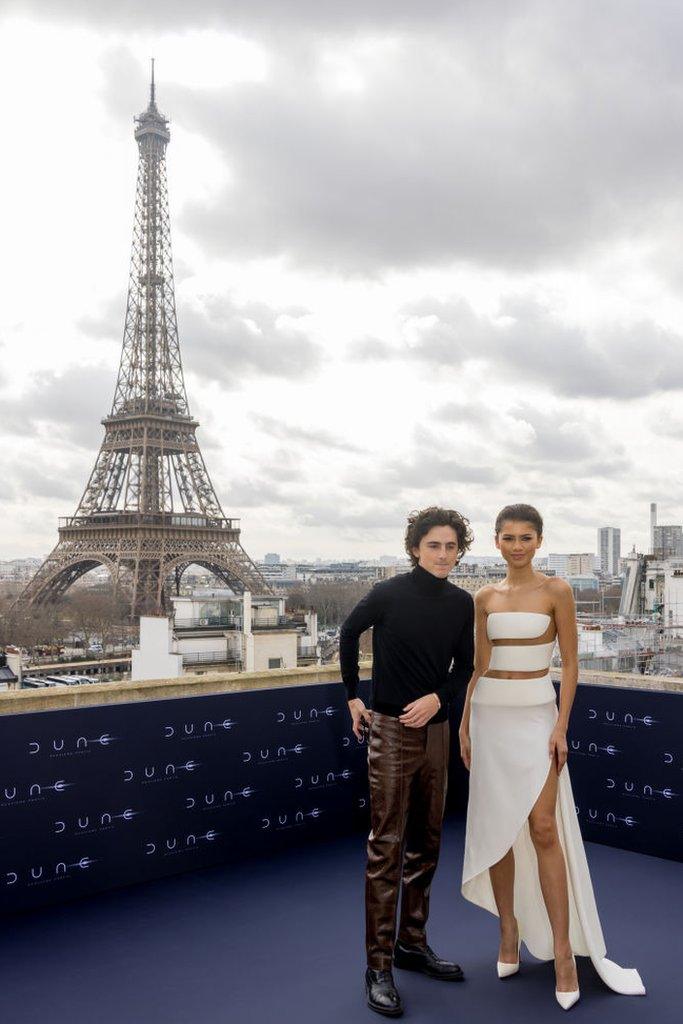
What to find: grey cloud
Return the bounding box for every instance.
[101,5,683,275]
[652,411,683,439]
[180,297,323,388]
[12,464,80,503]
[252,414,364,454]
[78,292,126,342]
[344,434,503,498]
[0,365,114,449]
[297,501,406,532]
[433,396,632,476]
[581,459,632,479]
[219,477,292,510]
[510,404,601,464]
[259,449,307,483]
[349,337,395,361]
[7,0,461,33]
[434,401,490,427]
[12,3,683,274]
[395,297,683,400]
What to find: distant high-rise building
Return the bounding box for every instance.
[566,553,595,576]
[650,503,657,555]
[264,553,281,565]
[653,525,683,558]
[547,553,568,577]
[598,527,621,575]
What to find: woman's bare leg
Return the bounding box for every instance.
[489,848,519,962]
[528,766,578,992]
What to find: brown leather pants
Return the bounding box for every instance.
[365,712,450,969]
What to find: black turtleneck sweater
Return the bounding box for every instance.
[339,564,475,724]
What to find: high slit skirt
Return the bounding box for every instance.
[461,675,645,996]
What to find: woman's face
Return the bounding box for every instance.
[495,519,542,568]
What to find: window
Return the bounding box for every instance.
[268,657,283,669]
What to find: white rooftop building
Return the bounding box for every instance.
[131,590,320,682]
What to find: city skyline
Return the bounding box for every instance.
[2,3,683,563]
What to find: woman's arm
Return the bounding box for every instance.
[549,578,579,772]
[459,588,491,769]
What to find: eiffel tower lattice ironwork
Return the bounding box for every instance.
[16,69,270,617]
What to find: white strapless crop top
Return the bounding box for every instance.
[472,612,556,707]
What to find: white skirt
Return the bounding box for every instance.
[462,676,645,996]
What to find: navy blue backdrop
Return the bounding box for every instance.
[1,679,680,914]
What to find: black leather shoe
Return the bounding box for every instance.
[365,968,403,1017]
[393,941,464,981]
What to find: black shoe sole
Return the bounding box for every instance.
[366,999,404,1018]
[393,959,465,982]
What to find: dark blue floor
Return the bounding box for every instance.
[0,819,678,1023]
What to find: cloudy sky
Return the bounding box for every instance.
[1,0,682,562]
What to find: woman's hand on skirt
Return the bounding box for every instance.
[549,726,568,774]
[459,727,471,771]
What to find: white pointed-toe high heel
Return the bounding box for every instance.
[555,955,580,1010]
[496,935,521,978]
[555,989,580,1011]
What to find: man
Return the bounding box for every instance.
[340,507,475,1018]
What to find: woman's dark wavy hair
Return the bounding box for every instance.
[494,503,544,537]
[404,506,474,566]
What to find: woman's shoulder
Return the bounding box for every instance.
[474,583,497,607]
[543,574,573,597]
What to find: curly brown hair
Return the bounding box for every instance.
[404,506,474,566]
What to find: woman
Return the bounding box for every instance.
[459,504,645,1009]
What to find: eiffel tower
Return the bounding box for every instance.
[16,67,270,617]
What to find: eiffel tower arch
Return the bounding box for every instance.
[15,66,270,618]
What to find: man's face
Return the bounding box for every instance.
[412,525,460,578]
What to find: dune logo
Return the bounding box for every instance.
[164,720,235,739]
[606,780,676,799]
[54,809,139,834]
[294,769,352,790]
[28,734,117,756]
[588,709,657,727]
[186,787,255,810]
[261,808,322,830]
[5,856,95,886]
[123,760,200,783]
[145,830,219,855]
[2,779,74,804]
[586,809,638,828]
[242,744,305,764]
[276,706,337,724]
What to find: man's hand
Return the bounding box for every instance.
[399,693,440,729]
[348,698,373,741]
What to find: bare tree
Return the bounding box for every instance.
[63,586,133,656]
[287,579,374,627]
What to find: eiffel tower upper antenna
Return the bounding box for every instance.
[150,57,155,105]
